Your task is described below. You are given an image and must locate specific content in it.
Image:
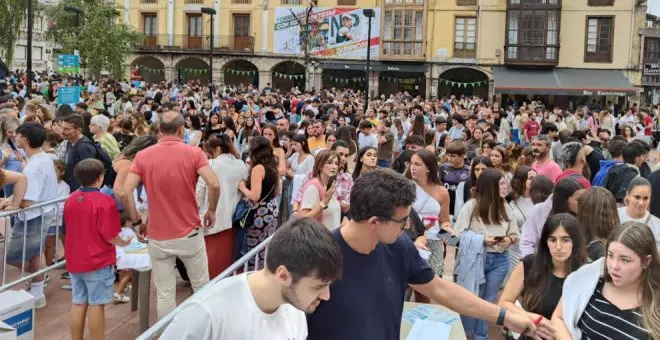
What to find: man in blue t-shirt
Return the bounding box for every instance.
[306,169,553,340]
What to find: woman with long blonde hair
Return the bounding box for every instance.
[552,222,660,340]
[577,187,620,261]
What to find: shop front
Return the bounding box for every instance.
[319,61,428,95]
[493,67,636,110]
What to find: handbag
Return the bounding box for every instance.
[232,185,275,229]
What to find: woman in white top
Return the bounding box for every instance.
[407,149,450,302]
[196,134,248,278]
[300,150,341,230]
[287,134,314,205]
[507,165,537,270]
[617,177,660,251]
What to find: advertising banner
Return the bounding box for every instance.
[274,7,380,59]
[57,55,80,74]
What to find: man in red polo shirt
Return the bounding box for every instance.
[120,111,220,319]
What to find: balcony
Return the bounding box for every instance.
[140,0,158,3]
[231,0,251,4]
[184,0,204,3]
[137,34,254,53]
[504,45,559,66]
[457,0,477,5]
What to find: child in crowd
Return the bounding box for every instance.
[113,211,135,303]
[64,159,131,340]
[44,160,70,268]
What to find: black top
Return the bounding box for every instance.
[253,167,277,201]
[521,255,564,320]
[578,279,652,340]
[113,133,134,151]
[307,229,435,340]
[64,136,98,191]
[586,147,604,182]
[587,240,605,261]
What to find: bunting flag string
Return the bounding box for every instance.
[438,78,488,88]
[224,68,257,76]
[138,65,165,74]
[324,75,365,84]
[272,72,305,80]
[380,76,425,84]
[178,67,208,75]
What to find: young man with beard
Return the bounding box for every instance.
[531,135,562,182]
[306,170,552,340]
[160,217,342,339]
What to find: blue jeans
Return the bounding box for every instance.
[461,252,509,340]
[70,265,115,305]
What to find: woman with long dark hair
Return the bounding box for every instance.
[454,155,493,217]
[203,113,222,141]
[499,213,587,340]
[408,113,426,137]
[352,146,377,180]
[238,136,280,266]
[261,123,286,176]
[336,125,357,172]
[221,116,238,144]
[185,114,203,147]
[553,222,660,340]
[238,116,256,154]
[287,134,314,206]
[507,165,537,270]
[299,150,341,230]
[454,168,520,339]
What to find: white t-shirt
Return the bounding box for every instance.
[20,152,59,221]
[617,207,660,251]
[357,133,378,149]
[161,273,307,340]
[301,185,341,230]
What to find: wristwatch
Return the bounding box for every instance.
[320,202,328,210]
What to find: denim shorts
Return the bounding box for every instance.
[6,216,46,264]
[70,265,115,305]
[46,224,66,237]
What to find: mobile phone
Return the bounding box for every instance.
[327,175,337,190]
[447,236,460,247]
[494,236,505,242]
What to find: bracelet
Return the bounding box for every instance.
[132,219,143,227]
[496,307,507,326]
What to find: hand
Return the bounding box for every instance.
[440,222,454,235]
[238,180,247,192]
[499,236,513,249]
[203,209,216,228]
[286,169,294,178]
[484,236,499,247]
[135,223,148,243]
[14,151,23,162]
[414,236,429,251]
[120,236,134,247]
[322,183,335,205]
[504,312,556,340]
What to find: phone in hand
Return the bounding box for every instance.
[494,236,505,242]
[447,236,460,247]
[327,175,337,190]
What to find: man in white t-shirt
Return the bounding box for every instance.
[161,217,343,340]
[5,122,58,308]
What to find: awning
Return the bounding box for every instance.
[493,67,636,97]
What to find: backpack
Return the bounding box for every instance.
[74,137,117,188]
[603,164,638,203]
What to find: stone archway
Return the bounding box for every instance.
[271,61,305,93]
[223,59,259,88]
[131,56,166,84]
[175,57,210,86]
[438,67,489,98]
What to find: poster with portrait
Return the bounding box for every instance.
[274,7,380,59]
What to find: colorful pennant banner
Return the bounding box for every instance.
[438,78,488,88]
[225,68,257,76]
[324,75,365,84]
[273,72,305,80]
[138,65,165,74]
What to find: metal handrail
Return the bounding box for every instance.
[0,196,70,293]
[136,234,274,339]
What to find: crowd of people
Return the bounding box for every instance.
[1,70,660,340]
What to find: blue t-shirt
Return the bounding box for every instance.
[306,228,435,340]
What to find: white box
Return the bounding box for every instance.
[0,291,34,340]
[0,321,17,340]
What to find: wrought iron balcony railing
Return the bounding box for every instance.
[136,34,255,53]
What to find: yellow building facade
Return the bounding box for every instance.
[122,0,647,104]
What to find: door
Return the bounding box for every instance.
[233,14,250,51]
[143,14,158,47]
[187,14,203,48]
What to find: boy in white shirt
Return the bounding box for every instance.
[161,217,343,340]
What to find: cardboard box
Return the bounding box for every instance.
[0,291,34,340]
[0,321,17,340]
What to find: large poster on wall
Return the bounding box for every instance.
[274,7,380,59]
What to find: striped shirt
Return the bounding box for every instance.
[578,279,651,340]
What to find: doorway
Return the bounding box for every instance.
[233,14,250,51]
[187,14,203,48]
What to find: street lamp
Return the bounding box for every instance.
[26,0,34,97]
[363,9,375,111]
[201,7,216,100]
[64,6,83,86]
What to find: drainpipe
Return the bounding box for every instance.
[628,0,636,105]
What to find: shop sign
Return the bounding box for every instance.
[644,63,660,75]
[582,90,629,97]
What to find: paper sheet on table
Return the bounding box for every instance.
[406,319,451,340]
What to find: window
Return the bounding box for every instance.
[506,9,559,63]
[457,0,476,5]
[382,9,424,57]
[585,16,613,63]
[454,17,476,58]
[588,0,613,6]
[143,14,157,35]
[15,46,26,60]
[32,47,43,60]
[644,38,660,84]
[338,0,356,5]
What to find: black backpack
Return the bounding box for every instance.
[74,138,117,188]
[604,164,639,203]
